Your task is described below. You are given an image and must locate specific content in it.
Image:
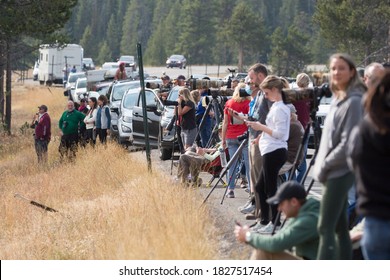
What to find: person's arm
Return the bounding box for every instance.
[177,100,193,116]
[221,114,229,148]
[105,107,111,129]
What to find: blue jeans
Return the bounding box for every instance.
[362,216,390,260]
[200,120,212,148]
[296,136,309,183]
[226,138,250,191]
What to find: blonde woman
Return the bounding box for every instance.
[313,53,366,259]
[176,88,197,150]
[221,82,251,198]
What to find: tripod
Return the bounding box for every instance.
[202,137,248,205]
[195,95,225,148]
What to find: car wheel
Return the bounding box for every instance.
[158,129,172,160]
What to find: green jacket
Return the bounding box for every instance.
[59,109,85,135]
[249,197,320,260]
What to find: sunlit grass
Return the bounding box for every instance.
[0,83,221,259]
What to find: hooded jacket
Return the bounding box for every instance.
[313,87,364,183]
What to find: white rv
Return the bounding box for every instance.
[38,44,84,85]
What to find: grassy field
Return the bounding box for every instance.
[0,83,221,259]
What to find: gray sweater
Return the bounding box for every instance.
[313,87,364,183]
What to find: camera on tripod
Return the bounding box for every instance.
[237,131,248,142]
[282,83,332,109]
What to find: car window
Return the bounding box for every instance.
[77,79,87,88]
[320,97,333,105]
[123,93,138,109]
[139,90,158,107]
[112,82,140,101]
[69,73,85,83]
[167,87,180,103]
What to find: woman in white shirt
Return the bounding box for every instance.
[246,75,290,234]
[84,97,98,146]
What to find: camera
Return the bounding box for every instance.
[162,99,179,106]
[188,78,225,90]
[237,131,248,142]
[282,83,332,105]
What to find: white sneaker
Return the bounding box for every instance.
[257,222,280,235]
[251,222,268,232]
[238,200,252,212]
[240,203,255,215]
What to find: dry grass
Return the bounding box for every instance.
[0,83,220,259]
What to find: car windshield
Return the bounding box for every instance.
[69,73,85,83]
[112,82,140,101]
[123,92,138,109]
[170,55,182,60]
[77,79,87,88]
[102,63,118,69]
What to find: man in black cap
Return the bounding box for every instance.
[159,75,172,101]
[31,105,51,164]
[234,181,320,260]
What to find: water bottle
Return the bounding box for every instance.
[219,147,227,167]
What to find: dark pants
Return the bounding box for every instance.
[255,148,287,225]
[59,133,79,160]
[34,138,49,163]
[96,128,108,144]
[85,128,96,146]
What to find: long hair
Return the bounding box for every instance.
[329,53,366,99]
[179,88,195,104]
[232,82,251,102]
[365,70,390,134]
[89,97,97,110]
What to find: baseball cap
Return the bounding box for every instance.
[38,105,48,112]
[177,75,185,80]
[266,181,306,205]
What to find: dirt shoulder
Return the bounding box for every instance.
[132,148,253,259]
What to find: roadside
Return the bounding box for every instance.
[131,147,322,259]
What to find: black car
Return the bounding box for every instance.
[166,54,187,69]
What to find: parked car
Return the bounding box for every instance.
[166,54,187,69]
[82,58,95,70]
[102,62,119,80]
[158,86,183,160]
[119,55,136,71]
[72,77,88,104]
[111,79,162,145]
[65,72,86,100]
[131,88,164,148]
[108,80,141,139]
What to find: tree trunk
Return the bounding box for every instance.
[5,41,11,135]
[238,44,244,72]
[0,41,4,123]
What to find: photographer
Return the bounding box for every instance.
[159,75,172,101]
[221,82,251,198]
[31,105,51,164]
[59,101,86,161]
[176,88,197,150]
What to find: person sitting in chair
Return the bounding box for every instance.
[177,123,224,187]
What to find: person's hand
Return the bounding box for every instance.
[234,225,250,243]
[245,121,262,131]
[196,147,206,156]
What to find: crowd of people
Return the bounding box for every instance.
[31,53,389,260]
[166,55,389,260]
[31,95,112,164]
